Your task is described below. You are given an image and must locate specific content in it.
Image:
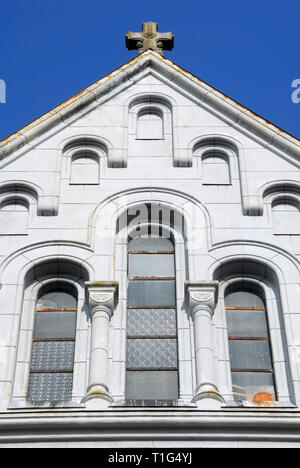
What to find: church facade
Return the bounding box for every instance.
[0,24,300,447]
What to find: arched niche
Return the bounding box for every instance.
[272,198,300,235]
[261,183,300,235]
[0,197,30,235]
[202,150,231,185]
[70,150,100,185]
[136,107,164,140]
[128,96,173,159]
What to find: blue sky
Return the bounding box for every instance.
[0,0,299,140]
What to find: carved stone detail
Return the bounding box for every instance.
[90,293,113,304]
[185,281,219,317]
[190,292,214,303]
[86,282,118,317]
[126,22,174,55]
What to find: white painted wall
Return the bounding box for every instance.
[0,56,300,446]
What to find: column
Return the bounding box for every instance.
[185,281,224,409]
[83,282,118,409]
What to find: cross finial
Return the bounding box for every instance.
[126,22,174,56]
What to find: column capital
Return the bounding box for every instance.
[85,281,119,318]
[185,281,219,317]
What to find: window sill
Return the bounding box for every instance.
[223,400,297,409]
[112,399,195,408]
[8,400,84,410]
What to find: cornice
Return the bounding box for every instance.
[0,51,299,163]
[0,410,300,444]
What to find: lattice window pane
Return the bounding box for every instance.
[129,254,174,277]
[30,341,75,371]
[127,309,177,337]
[229,340,273,370]
[128,280,176,307]
[227,309,268,338]
[37,292,77,310]
[127,338,178,369]
[128,237,174,252]
[27,373,73,402]
[126,371,179,400]
[225,291,264,308]
[34,311,77,339]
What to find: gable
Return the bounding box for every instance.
[0,50,299,164]
[0,50,299,245]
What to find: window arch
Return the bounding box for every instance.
[225,283,276,403]
[27,283,78,403]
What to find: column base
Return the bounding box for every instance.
[192,390,225,410]
[82,385,113,409]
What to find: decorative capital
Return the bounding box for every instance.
[185,281,219,317]
[85,282,119,318]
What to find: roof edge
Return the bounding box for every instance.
[0,50,299,160]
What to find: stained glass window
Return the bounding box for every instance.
[225,289,276,403]
[126,236,179,404]
[27,289,77,402]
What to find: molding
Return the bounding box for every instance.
[1,410,300,445]
[0,51,299,163]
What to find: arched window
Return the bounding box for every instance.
[136,108,164,140]
[70,152,100,185]
[0,199,29,235]
[27,285,78,402]
[272,199,300,235]
[126,234,179,403]
[225,286,276,403]
[202,152,231,185]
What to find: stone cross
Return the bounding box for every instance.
[126,22,174,55]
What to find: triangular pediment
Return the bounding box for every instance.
[0,50,299,162]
